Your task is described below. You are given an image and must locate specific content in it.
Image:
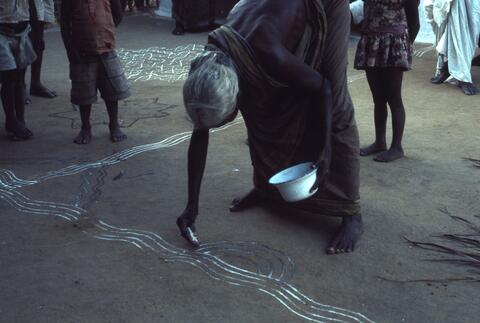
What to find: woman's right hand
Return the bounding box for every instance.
[176,206,200,247]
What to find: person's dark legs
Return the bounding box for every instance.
[472,55,480,66]
[459,81,479,95]
[2,69,32,140]
[2,72,17,125]
[374,68,405,162]
[74,105,92,144]
[29,21,56,98]
[134,0,145,10]
[430,60,450,84]
[14,69,33,135]
[127,0,133,11]
[105,100,127,142]
[360,69,388,156]
[172,21,185,35]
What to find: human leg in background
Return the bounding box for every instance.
[29,20,56,98]
[360,69,388,156]
[374,68,405,162]
[74,105,92,144]
[105,100,127,142]
[1,69,33,140]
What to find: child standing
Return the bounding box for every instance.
[0,0,37,140]
[60,0,131,144]
[354,0,419,162]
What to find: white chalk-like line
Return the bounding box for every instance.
[0,121,375,323]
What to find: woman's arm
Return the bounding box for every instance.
[253,23,333,190]
[405,0,420,43]
[181,128,210,222]
[310,79,333,193]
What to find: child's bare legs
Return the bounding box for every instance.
[74,105,92,144]
[360,69,387,156]
[30,20,56,98]
[2,69,32,140]
[105,100,126,142]
[361,68,405,162]
[375,68,405,162]
[74,101,126,144]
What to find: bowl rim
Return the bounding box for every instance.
[268,162,317,186]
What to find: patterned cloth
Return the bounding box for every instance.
[208,0,361,217]
[354,0,413,70]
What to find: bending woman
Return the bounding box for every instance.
[177,0,363,255]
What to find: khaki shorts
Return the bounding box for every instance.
[0,24,37,72]
[70,51,131,106]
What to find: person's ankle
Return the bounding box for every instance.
[30,82,41,89]
[109,121,120,129]
[374,140,387,147]
[6,117,20,125]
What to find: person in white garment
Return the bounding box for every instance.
[425,0,480,95]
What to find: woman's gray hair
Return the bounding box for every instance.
[183,51,239,129]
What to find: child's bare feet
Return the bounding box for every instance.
[360,142,386,156]
[374,147,404,162]
[109,124,127,142]
[74,127,92,144]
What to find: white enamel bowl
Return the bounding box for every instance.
[268,162,318,202]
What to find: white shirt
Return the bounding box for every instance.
[0,0,30,23]
[0,0,55,24]
[32,0,55,23]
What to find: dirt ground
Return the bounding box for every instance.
[1,14,479,323]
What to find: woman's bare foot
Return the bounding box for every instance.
[360,142,386,156]
[109,124,127,142]
[374,147,404,162]
[74,127,92,144]
[230,189,264,212]
[326,214,363,254]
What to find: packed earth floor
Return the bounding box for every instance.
[1,13,479,323]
